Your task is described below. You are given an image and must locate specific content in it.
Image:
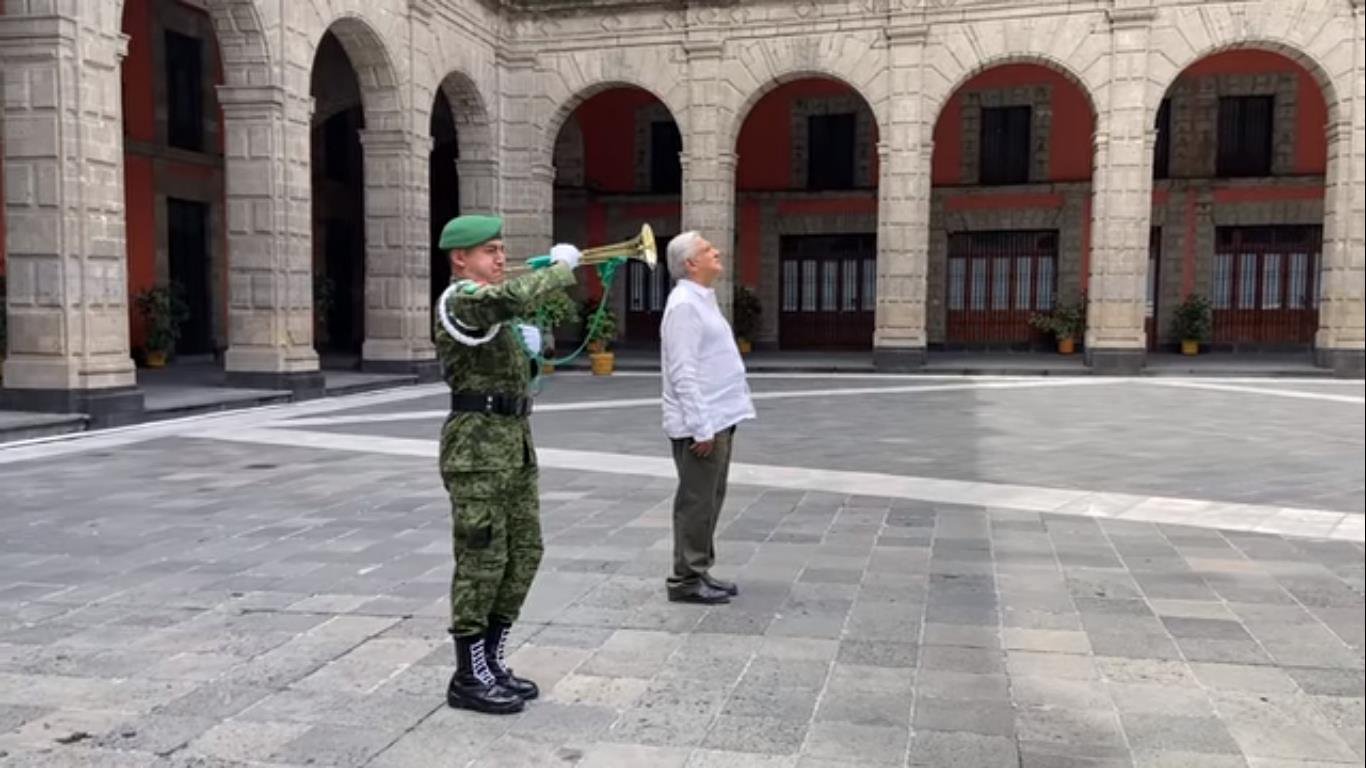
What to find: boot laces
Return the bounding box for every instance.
[469,638,495,685]
[492,625,510,672]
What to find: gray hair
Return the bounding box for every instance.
[666,231,704,280]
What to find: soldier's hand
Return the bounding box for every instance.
[690,439,715,458]
[550,243,582,270]
[518,324,542,352]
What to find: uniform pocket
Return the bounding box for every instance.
[452,500,493,549]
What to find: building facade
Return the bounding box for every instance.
[1,0,1363,420]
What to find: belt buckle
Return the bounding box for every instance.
[484,395,494,414]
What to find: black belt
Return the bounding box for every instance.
[450,392,532,417]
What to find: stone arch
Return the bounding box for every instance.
[1145,3,1351,124]
[721,33,888,157]
[438,70,496,166]
[305,12,405,132]
[419,18,499,147]
[1144,1,1360,369]
[926,57,1104,144]
[536,47,689,168]
[553,115,585,188]
[113,0,277,86]
[922,14,1108,143]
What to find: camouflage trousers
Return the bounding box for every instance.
[444,465,543,637]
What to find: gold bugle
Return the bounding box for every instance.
[507,224,657,276]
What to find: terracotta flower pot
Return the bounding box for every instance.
[1181,339,1199,356]
[590,351,614,376]
[146,350,168,368]
[737,338,753,355]
[1057,337,1076,355]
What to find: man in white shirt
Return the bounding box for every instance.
[660,231,756,604]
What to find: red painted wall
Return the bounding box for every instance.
[1,2,5,276]
[932,64,1095,186]
[562,91,685,299]
[120,0,226,350]
[0,4,4,275]
[576,89,664,193]
[1179,50,1327,175]
[1,138,6,277]
[734,79,882,283]
[121,0,156,144]
[737,79,881,190]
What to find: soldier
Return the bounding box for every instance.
[434,214,580,715]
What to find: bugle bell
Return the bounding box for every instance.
[509,224,657,276]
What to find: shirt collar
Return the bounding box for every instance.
[679,279,715,300]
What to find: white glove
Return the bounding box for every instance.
[549,243,582,270]
[518,324,542,353]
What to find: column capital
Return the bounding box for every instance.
[358,128,430,153]
[683,38,725,59]
[530,161,556,182]
[217,84,287,110]
[410,0,436,22]
[456,157,499,175]
[0,13,78,48]
[1108,5,1158,29]
[679,151,737,172]
[885,23,928,44]
[1325,119,1350,144]
[496,49,538,70]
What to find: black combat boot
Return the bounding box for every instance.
[446,634,524,714]
[485,620,539,700]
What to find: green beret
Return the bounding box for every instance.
[439,214,502,250]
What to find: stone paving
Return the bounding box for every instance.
[0,374,1362,767]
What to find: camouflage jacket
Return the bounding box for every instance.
[436,264,576,475]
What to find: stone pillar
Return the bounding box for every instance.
[218,85,324,396]
[0,3,144,424]
[679,39,736,316]
[358,129,438,378]
[457,157,500,216]
[1314,1,1366,378]
[495,51,550,263]
[1085,5,1157,374]
[874,21,932,370]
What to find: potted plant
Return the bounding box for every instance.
[580,299,619,376]
[134,283,189,368]
[732,283,761,355]
[1029,300,1086,355]
[1171,293,1212,356]
[530,288,576,373]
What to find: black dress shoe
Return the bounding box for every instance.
[667,582,731,604]
[701,574,738,596]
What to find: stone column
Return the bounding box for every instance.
[0,3,144,424]
[1314,0,1366,377]
[495,51,550,263]
[218,84,324,396]
[874,21,932,370]
[1084,5,1157,374]
[457,157,500,216]
[358,128,438,378]
[679,39,736,316]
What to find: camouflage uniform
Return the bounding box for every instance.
[437,264,576,637]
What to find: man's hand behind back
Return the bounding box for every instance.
[689,439,715,458]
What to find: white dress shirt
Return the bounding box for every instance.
[660,279,756,442]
